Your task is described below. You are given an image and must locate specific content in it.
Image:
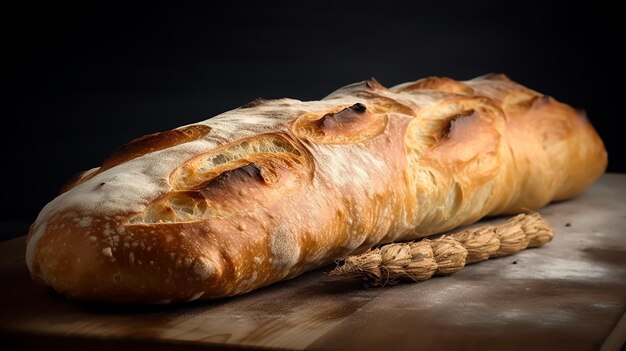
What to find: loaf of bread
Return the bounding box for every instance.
[26,74,607,303]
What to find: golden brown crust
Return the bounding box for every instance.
[395,76,475,96]
[27,75,607,303]
[103,125,212,170]
[60,125,212,194]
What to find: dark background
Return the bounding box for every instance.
[2,1,623,241]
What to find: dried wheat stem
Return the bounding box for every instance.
[329,212,554,286]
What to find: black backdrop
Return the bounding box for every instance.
[2,1,624,241]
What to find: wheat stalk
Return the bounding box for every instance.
[329,212,554,286]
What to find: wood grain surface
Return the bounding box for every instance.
[1,174,626,351]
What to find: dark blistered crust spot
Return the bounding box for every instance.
[439,110,476,141]
[317,103,368,131]
[205,163,263,187]
[421,103,501,176]
[350,102,367,113]
[293,103,388,145]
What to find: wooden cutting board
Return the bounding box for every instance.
[1,174,625,351]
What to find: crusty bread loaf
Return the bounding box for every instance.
[26,74,607,303]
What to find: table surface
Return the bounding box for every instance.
[1,174,625,351]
